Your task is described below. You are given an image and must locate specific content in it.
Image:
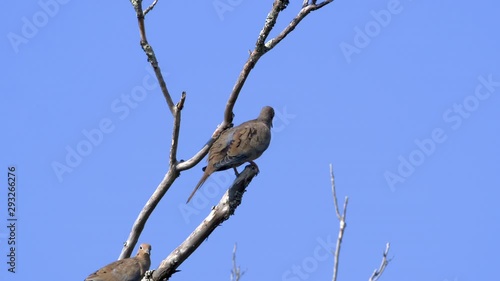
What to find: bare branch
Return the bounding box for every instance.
[130,0,175,115]
[332,195,348,281]
[152,164,259,281]
[330,164,348,281]
[143,0,159,15]
[223,0,286,124]
[223,0,333,126]
[176,122,230,172]
[223,0,285,124]
[119,94,185,259]
[255,0,288,49]
[175,143,210,171]
[230,243,245,281]
[265,1,335,51]
[330,164,341,220]
[369,243,391,281]
[170,92,186,165]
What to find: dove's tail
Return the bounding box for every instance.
[186,171,211,203]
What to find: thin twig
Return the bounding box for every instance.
[143,0,159,15]
[330,164,348,281]
[130,0,175,115]
[170,92,186,166]
[255,0,286,50]
[152,164,259,281]
[265,1,335,52]
[330,164,341,220]
[368,243,391,281]
[176,122,228,172]
[230,243,245,281]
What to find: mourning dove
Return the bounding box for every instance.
[84,243,151,281]
[187,106,274,203]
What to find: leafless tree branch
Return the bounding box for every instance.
[169,92,186,165]
[223,0,285,127]
[368,243,391,281]
[143,0,159,15]
[152,164,259,281]
[330,164,348,281]
[175,122,227,172]
[230,243,245,281]
[119,93,185,260]
[265,1,335,52]
[223,0,334,125]
[130,0,175,115]
[330,164,341,219]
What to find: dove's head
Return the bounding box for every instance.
[137,243,152,256]
[258,106,275,128]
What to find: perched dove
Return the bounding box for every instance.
[84,243,151,281]
[187,106,274,203]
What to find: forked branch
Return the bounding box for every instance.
[368,243,391,281]
[330,164,348,281]
[230,243,246,281]
[118,92,185,260]
[143,0,159,15]
[223,0,335,125]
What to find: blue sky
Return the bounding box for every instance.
[1,1,499,281]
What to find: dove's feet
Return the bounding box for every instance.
[248,161,260,173]
[233,167,240,176]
